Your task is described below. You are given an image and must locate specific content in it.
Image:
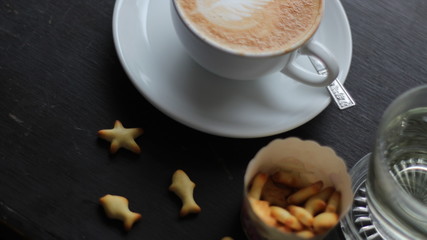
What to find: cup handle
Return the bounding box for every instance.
[281,41,340,87]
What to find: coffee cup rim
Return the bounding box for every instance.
[172,0,324,58]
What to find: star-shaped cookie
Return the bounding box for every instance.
[98,120,144,154]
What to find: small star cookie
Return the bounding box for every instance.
[98,120,143,154]
[99,194,141,231]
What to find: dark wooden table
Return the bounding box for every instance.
[1,0,426,239]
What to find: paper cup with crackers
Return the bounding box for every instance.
[241,138,352,240]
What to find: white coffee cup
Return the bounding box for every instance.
[171,0,339,86]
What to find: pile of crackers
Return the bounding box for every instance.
[247,171,341,239]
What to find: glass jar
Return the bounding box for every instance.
[366,85,427,239]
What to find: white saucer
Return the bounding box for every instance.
[113,0,352,138]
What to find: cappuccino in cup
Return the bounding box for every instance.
[174,0,323,55]
[172,0,339,85]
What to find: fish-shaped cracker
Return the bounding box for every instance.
[99,194,141,231]
[169,169,201,216]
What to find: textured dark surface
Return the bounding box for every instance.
[1,0,426,239]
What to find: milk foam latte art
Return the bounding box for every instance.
[175,0,323,55]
